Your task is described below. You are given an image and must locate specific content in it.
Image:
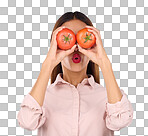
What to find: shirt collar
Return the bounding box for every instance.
[52,73,95,89]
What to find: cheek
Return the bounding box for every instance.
[82,55,90,63]
[61,55,74,68]
[61,56,69,64]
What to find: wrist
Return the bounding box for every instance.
[99,57,111,70]
[42,59,54,74]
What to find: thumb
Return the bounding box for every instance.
[65,44,77,56]
[57,44,77,62]
[77,44,88,56]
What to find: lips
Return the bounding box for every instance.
[72,53,81,63]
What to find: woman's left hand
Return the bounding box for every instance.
[77,25,110,69]
[77,26,109,68]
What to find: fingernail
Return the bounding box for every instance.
[88,30,92,32]
[61,26,65,29]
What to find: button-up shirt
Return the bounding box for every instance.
[17,73,133,136]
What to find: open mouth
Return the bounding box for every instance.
[72,53,81,63]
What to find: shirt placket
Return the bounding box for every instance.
[72,87,80,136]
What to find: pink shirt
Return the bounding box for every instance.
[17,73,133,136]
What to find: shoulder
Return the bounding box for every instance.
[92,82,108,97]
[94,82,105,90]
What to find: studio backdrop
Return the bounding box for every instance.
[0,0,147,136]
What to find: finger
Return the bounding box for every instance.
[87,29,103,49]
[65,44,77,56]
[87,29,100,43]
[57,45,77,62]
[50,26,65,45]
[85,25,100,36]
[77,44,89,56]
[52,26,66,44]
[50,26,66,52]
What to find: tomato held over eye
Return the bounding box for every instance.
[76,28,96,49]
[56,28,76,50]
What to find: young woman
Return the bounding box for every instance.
[17,11,133,136]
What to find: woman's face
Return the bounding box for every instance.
[60,19,90,72]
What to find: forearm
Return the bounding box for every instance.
[99,58,123,104]
[29,61,53,107]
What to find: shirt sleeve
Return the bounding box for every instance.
[105,89,134,131]
[17,93,47,131]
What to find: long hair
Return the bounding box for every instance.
[49,11,100,84]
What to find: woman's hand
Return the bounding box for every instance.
[77,25,110,69]
[44,26,77,68]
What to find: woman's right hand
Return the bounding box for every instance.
[44,26,77,69]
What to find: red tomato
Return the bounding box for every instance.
[56,28,76,50]
[76,28,96,49]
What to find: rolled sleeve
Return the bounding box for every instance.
[17,93,46,131]
[105,89,134,131]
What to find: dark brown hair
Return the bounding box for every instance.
[50,11,100,84]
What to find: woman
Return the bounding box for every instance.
[17,11,133,136]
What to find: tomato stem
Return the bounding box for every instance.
[83,32,92,43]
[63,34,72,44]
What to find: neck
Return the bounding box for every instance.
[62,72,88,87]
